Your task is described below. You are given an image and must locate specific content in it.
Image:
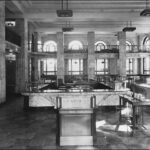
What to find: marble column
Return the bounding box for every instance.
[57,32,64,85]
[87,32,95,80]
[31,32,39,82]
[136,34,141,52]
[133,58,138,74]
[109,58,117,75]
[0,1,6,103]
[64,59,68,75]
[83,59,88,77]
[140,58,144,74]
[137,58,143,74]
[15,19,29,93]
[117,31,126,77]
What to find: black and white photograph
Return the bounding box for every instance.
[1,0,150,149]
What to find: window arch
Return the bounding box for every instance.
[68,40,83,50]
[126,41,132,51]
[143,37,150,51]
[117,41,132,51]
[95,41,107,51]
[43,41,57,52]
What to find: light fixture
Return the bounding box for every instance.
[62,22,74,32]
[122,21,136,32]
[140,0,150,16]
[5,19,16,27]
[57,0,73,17]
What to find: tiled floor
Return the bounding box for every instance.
[0,94,150,149]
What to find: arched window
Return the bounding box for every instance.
[117,41,132,51]
[143,37,150,51]
[68,40,83,50]
[126,41,132,51]
[95,41,107,51]
[43,41,57,52]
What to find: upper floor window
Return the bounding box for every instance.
[143,37,150,51]
[43,41,57,52]
[68,40,83,50]
[95,41,107,51]
[126,41,132,51]
[117,41,132,51]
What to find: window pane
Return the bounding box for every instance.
[43,41,57,52]
[95,59,108,74]
[68,59,83,75]
[43,58,57,75]
[95,41,107,51]
[68,41,83,50]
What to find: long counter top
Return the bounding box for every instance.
[22,88,129,96]
[22,89,130,108]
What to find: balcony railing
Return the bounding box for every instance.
[64,45,88,53]
[28,43,150,54]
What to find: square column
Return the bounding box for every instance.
[136,34,141,52]
[87,32,95,80]
[57,32,64,85]
[83,59,88,77]
[31,32,39,82]
[133,58,138,74]
[137,58,144,74]
[15,19,29,93]
[109,58,117,75]
[0,1,6,103]
[117,31,126,77]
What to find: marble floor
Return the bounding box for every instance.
[0,94,150,149]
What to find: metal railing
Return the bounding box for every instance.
[28,43,150,53]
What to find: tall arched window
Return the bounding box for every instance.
[43,41,57,52]
[95,41,107,51]
[143,37,150,51]
[68,40,83,50]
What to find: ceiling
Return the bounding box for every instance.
[5,0,150,35]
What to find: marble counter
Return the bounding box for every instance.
[22,89,129,108]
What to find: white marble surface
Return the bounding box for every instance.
[22,89,129,107]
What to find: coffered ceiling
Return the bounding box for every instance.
[5,0,150,35]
